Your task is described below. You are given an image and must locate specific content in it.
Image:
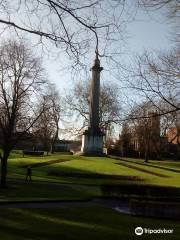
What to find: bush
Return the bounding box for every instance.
[101,184,180,200]
[130,199,180,219]
[23,150,44,156]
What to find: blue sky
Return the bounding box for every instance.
[43,8,172,93]
[41,8,173,139]
[0,3,173,138]
[126,11,172,53]
[0,2,172,92]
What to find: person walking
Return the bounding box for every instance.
[25,166,32,182]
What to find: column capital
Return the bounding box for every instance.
[90,54,103,71]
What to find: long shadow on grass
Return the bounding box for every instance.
[45,160,143,181]
[0,208,124,240]
[115,163,169,178]
[0,179,100,201]
[110,156,180,174]
[21,159,72,168]
[18,156,144,182]
[1,208,180,240]
[47,170,143,181]
[14,156,146,185]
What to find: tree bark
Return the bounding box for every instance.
[51,128,59,154]
[0,150,10,188]
[177,143,180,160]
[144,138,149,163]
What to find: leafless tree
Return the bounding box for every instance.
[33,97,54,154]
[119,121,132,157]
[137,0,180,43]
[122,99,180,160]
[176,116,180,159]
[137,0,180,16]
[115,0,180,122]
[65,80,121,137]
[49,85,62,152]
[126,48,180,117]
[33,83,62,153]
[124,101,163,161]
[0,40,45,187]
[0,0,129,64]
[163,109,180,159]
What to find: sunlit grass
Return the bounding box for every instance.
[0,152,178,202]
[7,153,180,187]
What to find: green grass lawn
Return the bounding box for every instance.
[1,152,180,240]
[7,152,180,187]
[122,157,180,170]
[0,206,179,240]
[7,153,145,185]
[0,151,178,201]
[111,157,180,187]
[0,181,101,202]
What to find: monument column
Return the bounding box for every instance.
[81,53,104,155]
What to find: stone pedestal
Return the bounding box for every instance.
[81,129,104,156]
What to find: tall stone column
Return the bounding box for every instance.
[81,53,104,156]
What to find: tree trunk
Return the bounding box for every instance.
[176,126,180,160]
[1,150,10,188]
[144,139,149,163]
[144,151,149,163]
[177,143,180,160]
[51,129,59,154]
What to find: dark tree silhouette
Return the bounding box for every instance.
[0,40,45,187]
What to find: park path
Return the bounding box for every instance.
[0,198,130,214]
[0,178,130,213]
